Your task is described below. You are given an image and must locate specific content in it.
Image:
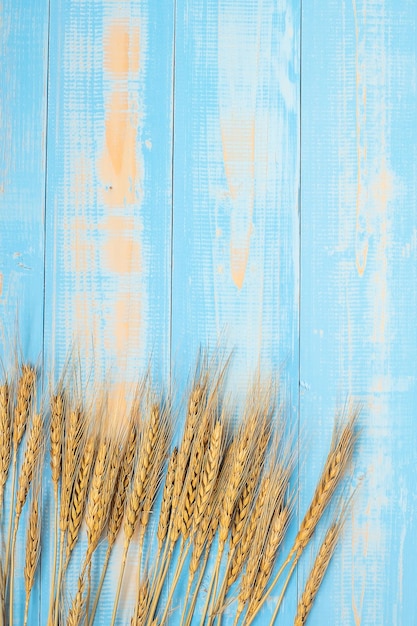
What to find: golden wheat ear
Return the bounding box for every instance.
[23,486,42,626]
[292,406,359,559]
[0,382,11,513]
[294,519,343,626]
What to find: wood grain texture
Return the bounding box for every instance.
[44,0,174,388]
[0,0,416,623]
[172,0,300,621]
[301,1,417,624]
[0,2,49,624]
[43,1,174,623]
[0,0,48,363]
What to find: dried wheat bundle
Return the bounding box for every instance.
[0,356,359,626]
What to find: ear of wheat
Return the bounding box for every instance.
[0,383,10,511]
[294,522,342,626]
[0,355,359,626]
[24,491,41,626]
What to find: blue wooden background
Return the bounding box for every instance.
[1,0,416,624]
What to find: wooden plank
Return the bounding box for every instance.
[0,0,48,362]
[301,1,417,624]
[0,1,49,624]
[44,1,174,623]
[172,0,300,621]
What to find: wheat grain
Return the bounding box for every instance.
[218,416,256,553]
[67,576,85,626]
[125,403,160,543]
[0,383,10,508]
[292,414,356,558]
[294,523,341,626]
[60,408,84,533]
[24,493,41,625]
[140,415,170,533]
[107,417,138,546]
[249,504,291,615]
[236,518,265,618]
[66,434,96,561]
[50,393,64,495]
[228,475,270,588]
[157,447,177,548]
[171,382,206,517]
[193,420,223,531]
[15,413,43,520]
[133,578,149,626]
[179,433,206,540]
[85,435,117,558]
[13,364,36,450]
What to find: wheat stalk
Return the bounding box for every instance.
[228,474,270,589]
[50,393,64,497]
[249,503,291,617]
[5,364,36,583]
[246,409,358,626]
[13,364,37,450]
[132,577,149,626]
[88,417,139,626]
[193,420,223,530]
[24,492,41,626]
[47,392,65,626]
[293,523,341,626]
[124,403,160,544]
[65,433,96,566]
[179,433,206,541]
[14,412,43,522]
[9,412,43,626]
[67,575,85,626]
[157,446,178,549]
[53,406,85,626]
[112,402,162,626]
[171,382,206,524]
[0,383,10,512]
[85,436,115,560]
[292,415,356,559]
[108,417,138,547]
[60,408,84,531]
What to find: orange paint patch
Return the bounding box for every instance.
[99,21,143,208]
[221,117,255,289]
[105,91,129,176]
[102,235,141,274]
[104,22,130,75]
[93,16,146,373]
[230,244,250,290]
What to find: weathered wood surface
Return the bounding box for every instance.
[0,0,416,623]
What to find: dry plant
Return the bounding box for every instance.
[111,396,169,626]
[4,364,36,582]
[9,411,44,626]
[245,407,358,626]
[0,382,10,514]
[0,354,359,626]
[23,488,41,626]
[294,520,342,626]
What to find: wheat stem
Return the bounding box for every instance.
[159,543,190,626]
[47,494,59,626]
[184,550,209,626]
[53,530,66,626]
[88,543,111,626]
[110,541,129,626]
[4,447,17,585]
